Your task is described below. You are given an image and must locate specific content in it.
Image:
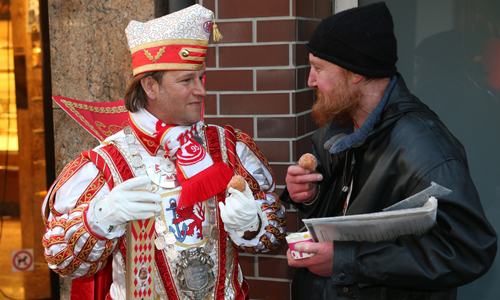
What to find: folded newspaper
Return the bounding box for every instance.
[303,182,452,243]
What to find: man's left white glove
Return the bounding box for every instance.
[219,182,261,238]
[88,176,161,238]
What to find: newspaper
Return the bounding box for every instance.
[303,182,452,243]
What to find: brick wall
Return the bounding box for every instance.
[198,0,334,299]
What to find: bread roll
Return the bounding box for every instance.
[227,175,246,192]
[299,153,317,172]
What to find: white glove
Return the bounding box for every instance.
[219,183,260,238]
[91,176,161,234]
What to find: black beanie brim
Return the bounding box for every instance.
[307,2,398,78]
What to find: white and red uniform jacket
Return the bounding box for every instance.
[42,109,286,300]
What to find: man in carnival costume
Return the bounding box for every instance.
[42,4,285,300]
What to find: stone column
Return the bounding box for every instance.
[48,0,164,298]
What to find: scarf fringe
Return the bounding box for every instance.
[177,162,233,209]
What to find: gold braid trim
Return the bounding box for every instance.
[49,155,90,216]
[47,247,72,266]
[65,216,83,233]
[84,260,101,278]
[260,201,282,213]
[75,173,106,207]
[48,218,66,230]
[60,99,128,141]
[58,257,84,277]
[74,233,99,263]
[236,131,275,192]
[265,226,285,243]
[43,234,65,248]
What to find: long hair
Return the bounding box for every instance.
[124,71,166,112]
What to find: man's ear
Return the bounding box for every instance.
[352,73,364,84]
[140,76,157,100]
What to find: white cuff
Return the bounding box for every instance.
[87,197,126,239]
[225,208,269,247]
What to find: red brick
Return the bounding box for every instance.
[257,117,296,138]
[275,187,284,196]
[257,20,296,42]
[258,256,296,279]
[293,43,309,66]
[220,93,289,115]
[218,0,289,19]
[202,0,215,16]
[305,113,318,133]
[270,241,289,256]
[238,255,255,277]
[293,137,314,161]
[296,67,309,90]
[297,113,318,137]
[203,94,217,115]
[297,115,307,137]
[246,279,291,300]
[205,70,253,91]
[286,211,298,233]
[271,163,290,186]
[255,140,290,162]
[205,46,216,68]
[298,210,307,231]
[256,69,296,91]
[293,0,314,17]
[306,20,321,40]
[298,19,321,41]
[216,21,252,44]
[204,117,254,136]
[219,45,289,68]
[292,89,314,114]
[315,0,333,19]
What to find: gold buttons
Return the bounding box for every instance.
[181,49,190,57]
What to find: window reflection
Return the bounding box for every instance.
[360,0,500,298]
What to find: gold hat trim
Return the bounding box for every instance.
[178,47,207,61]
[133,62,205,76]
[130,38,208,54]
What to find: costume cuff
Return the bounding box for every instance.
[332,241,358,286]
[87,196,126,239]
[225,208,268,247]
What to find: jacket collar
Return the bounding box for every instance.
[325,75,398,154]
[128,109,168,156]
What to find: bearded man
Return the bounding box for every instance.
[280,3,496,300]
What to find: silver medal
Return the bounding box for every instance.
[166,246,180,262]
[177,246,215,300]
[155,218,167,234]
[164,232,176,244]
[155,236,167,250]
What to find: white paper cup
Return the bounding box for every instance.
[286,232,315,259]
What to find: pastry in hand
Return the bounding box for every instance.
[298,153,317,172]
[227,175,246,192]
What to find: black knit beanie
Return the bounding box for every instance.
[306,2,398,78]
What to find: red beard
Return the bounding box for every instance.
[311,76,361,128]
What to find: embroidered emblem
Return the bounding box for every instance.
[136,261,151,293]
[173,202,205,239]
[144,46,166,63]
[177,141,206,166]
[203,21,213,33]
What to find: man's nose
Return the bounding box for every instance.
[194,79,207,97]
[307,69,317,87]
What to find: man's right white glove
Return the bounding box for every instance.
[219,183,261,238]
[90,176,161,237]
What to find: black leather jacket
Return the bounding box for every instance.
[281,75,497,299]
